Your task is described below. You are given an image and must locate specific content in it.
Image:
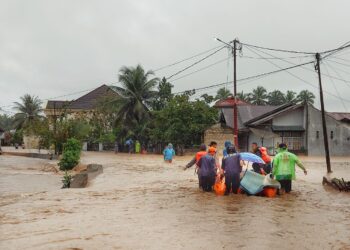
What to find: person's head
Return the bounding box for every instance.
[168,143,173,149]
[227,145,236,154]
[251,142,259,152]
[199,143,207,151]
[224,140,232,148]
[278,143,287,150]
[209,141,218,148]
[208,146,217,156]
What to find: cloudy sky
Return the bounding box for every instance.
[1,0,349,113]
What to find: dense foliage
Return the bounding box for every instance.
[58,138,82,170]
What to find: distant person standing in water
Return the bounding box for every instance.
[272,143,307,194]
[163,143,175,163]
[135,140,141,153]
[125,138,133,154]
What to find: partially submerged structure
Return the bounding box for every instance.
[204,97,350,156]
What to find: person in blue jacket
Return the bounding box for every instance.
[222,140,232,157]
[163,143,175,163]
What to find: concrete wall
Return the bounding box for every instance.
[272,107,304,127]
[247,132,276,155]
[23,135,40,149]
[307,105,350,156]
[204,124,233,157]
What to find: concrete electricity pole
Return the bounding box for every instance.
[315,53,332,173]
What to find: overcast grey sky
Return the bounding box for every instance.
[1,0,349,113]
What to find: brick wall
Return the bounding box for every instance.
[204,124,234,158]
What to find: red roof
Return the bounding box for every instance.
[214,97,249,108]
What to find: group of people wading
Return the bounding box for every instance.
[181,141,307,195]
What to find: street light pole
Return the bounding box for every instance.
[233,39,238,147]
[215,38,239,147]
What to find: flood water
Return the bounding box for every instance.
[0,152,349,250]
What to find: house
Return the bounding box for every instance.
[41,84,120,151]
[44,84,119,118]
[204,97,350,156]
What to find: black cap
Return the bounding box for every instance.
[279,143,287,149]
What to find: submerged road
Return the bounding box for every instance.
[0,152,349,249]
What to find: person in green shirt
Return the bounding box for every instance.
[135,140,141,154]
[272,143,308,194]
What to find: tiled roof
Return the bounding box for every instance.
[214,97,249,108]
[45,85,119,110]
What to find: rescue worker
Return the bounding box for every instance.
[221,146,244,195]
[198,147,217,192]
[184,144,207,188]
[251,142,272,174]
[272,143,308,194]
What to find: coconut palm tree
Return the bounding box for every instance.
[236,91,251,102]
[250,86,268,105]
[13,94,43,129]
[285,90,297,104]
[267,90,285,105]
[114,64,159,124]
[215,87,232,100]
[297,90,316,104]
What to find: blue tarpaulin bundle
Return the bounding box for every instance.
[240,170,281,195]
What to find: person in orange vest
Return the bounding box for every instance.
[184,144,207,188]
[251,142,272,174]
[198,147,217,192]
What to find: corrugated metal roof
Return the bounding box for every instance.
[214,97,249,108]
[221,105,277,130]
[328,112,350,122]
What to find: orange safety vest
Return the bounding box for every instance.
[195,151,207,163]
[260,147,271,164]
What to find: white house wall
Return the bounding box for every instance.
[272,108,304,127]
[307,106,350,156]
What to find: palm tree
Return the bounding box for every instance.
[285,90,297,104]
[267,90,285,105]
[297,90,316,104]
[237,91,251,102]
[13,94,43,129]
[115,64,159,124]
[215,87,232,100]
[250,86,268,105]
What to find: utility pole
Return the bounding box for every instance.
[315,53,332,173]
[233,39,239,147]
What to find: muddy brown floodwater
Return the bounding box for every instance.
[0,152,349,250]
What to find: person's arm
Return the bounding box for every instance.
[272,156,279,176]
[295,157,307,175]
[184,157,196,170]
[198,158,202,169]
[172,149,175,156]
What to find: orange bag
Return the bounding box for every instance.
[263,187,277,198]
[214,181,226,196]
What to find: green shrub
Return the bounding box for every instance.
[58,138,81,171]
[62,170,72,188]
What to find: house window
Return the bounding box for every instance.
[330,131,334,140]
[316,131,319,139]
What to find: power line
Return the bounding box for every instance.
[244,44,350,87]
[245,45,350,103]
[241,42,316,55]
[173,61,314,95]
[153,45,223,72]
[323,63,347,111]
[171,55,231,82]
[166,46,226,80]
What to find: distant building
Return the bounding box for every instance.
[44,84,119,118]
[204,97,350,156]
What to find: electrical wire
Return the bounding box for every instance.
[240,42,316,55]
[244,45,350,103]
[170,55,231,82]
[323,63,348,111]
[166,46,226,80]
[173,61,314,95]
[153,45,223,72]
